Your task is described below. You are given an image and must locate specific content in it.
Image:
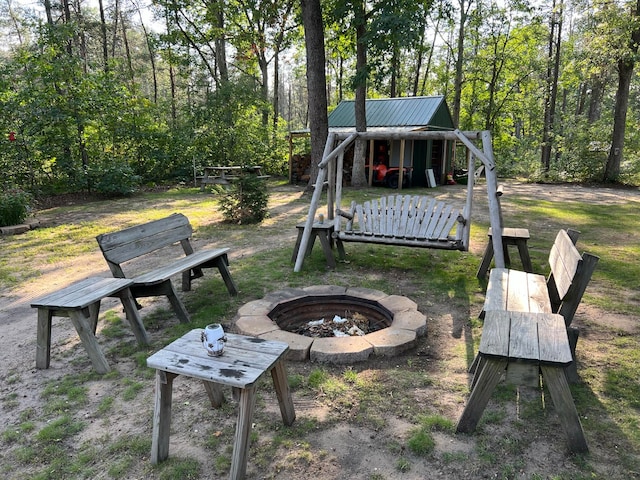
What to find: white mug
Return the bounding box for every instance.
[201,324,227,357]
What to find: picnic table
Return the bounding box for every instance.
[199,165,269,190]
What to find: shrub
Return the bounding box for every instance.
[0,187,32,226]
[218,173,269,224]
[89,161,141,197]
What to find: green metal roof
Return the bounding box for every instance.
[328,96,454,130]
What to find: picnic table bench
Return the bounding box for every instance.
[456,310,589,453]
[96,213,238,324]
[457,229,599,453]
[480,229,599,380]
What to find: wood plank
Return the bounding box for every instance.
[505,269,531,312]
[132,248,230,284]
[482,268,509,313]
[526,273,552,312]
[479,310,511,358]
[537,313,572,365]
[507,311,539,362]
[31,277,134,309]
[97,214,193,264]
[549,230,582,299]
[411,198,435,238]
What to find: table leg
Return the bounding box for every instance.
[36,308,53,369]
[540,365,589,453]
[203,381,225,408]
[456,358,507,433]
[271,360,296,426]
[68,307,110,374]
[229,386,257,480]
[151,371,178,464]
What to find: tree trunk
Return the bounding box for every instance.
[541,0,562,172]
[452,0,470,127]
[301,0,329,191]
[98,0,109,72]
[604,0,640,182]
[215,7,229,84]
[351,0,368,188]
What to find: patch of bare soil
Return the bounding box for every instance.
[0,181,638,479]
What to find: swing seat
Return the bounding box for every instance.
[334,194,467,257]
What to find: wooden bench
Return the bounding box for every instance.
[334,194,467,260]
[31,277,150,374]
[481,228,599,381]
[96,213,238,324]
[456,310,589,453]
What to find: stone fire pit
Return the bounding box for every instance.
[234,285,427,363]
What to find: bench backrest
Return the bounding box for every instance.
[547,229,599,325]
[96,213,194,277]
[341,194,463,241]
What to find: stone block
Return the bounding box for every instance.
[391,309,428,336]
[259,330,313,362]
[365,328,416,356]
[310,336,373,364]
[235,315,279,337]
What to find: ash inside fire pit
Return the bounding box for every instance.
[268,295,393,338]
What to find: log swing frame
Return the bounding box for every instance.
[293,129,504,272]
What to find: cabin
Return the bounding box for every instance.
[328,96,456,187]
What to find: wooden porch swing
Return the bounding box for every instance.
[292,129,505,272]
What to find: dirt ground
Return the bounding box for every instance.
[0,181,639,479]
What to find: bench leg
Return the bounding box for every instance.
[68,307,111,374]
[291,229,304,263]
[215,255,238,296]
[335,238,347,262]
[271,360,296,426]
[476,242,494,279]
[36,308,53,369]
[317,231,336,269]
[117,288,150,346]
[516,239,533,273]
[229,385,257,480]
[163,281,192,323]
[151,370,178,464]
[541,365,588,453]
[456,358,507,433]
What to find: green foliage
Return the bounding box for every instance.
[0,187,32,226]
[88,160,141,197]
[218,174,269,224]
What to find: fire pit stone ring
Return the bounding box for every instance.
[234,285,426,364]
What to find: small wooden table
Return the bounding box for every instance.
[456,310,588,453]
[477,227,532,279]
[292,222,336,269]
[147,330,296,480]
[31,277,149,374]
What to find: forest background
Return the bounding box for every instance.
[1,0,639,201]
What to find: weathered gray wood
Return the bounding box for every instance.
[456,358,508,433]
[229,385,258,480]
[541,365,589,453]
[462,311,588,453]
[97,215,237,322]
[335,194,465,252]
[271,360,296,426]
[69,309,110,374]
[36,308,52,369]
[151,370,177,464]
[31,277,150,372]
[147,330,296,478]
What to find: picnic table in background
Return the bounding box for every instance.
[197,165,269,190]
